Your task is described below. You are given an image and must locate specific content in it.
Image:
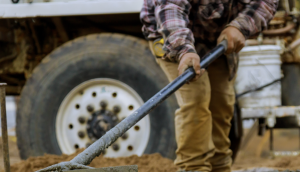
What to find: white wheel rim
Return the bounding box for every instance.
[56,78,151,157]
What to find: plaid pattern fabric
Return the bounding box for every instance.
[140,0,278,79]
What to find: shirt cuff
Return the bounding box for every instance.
[178,44,197,61]
[227,16,257,39]
[163,44,196,62]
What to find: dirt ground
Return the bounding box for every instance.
[232,128,300,171]
[1,128,300,171]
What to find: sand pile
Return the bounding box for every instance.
[268,155,300,170]
[4,151,300,172]
[232,154,300,171]
[3,150,177,172]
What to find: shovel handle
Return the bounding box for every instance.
[70,39,228,166]
[201,39,228,68]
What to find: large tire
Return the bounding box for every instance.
[16,33,177,159]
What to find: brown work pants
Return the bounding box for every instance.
[156,56,235,172]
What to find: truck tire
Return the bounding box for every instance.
[16,33,177,159]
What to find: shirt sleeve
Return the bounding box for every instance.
[140,0,162,40]
[228,0,278,38]
[154,0,196,62]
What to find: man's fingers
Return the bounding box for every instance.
[190,56,200,81]
[192,57,201,75]
[235,41,245,53]
[191,56,204,81]
[217,35,225,45]
[219,26,246,54]
[200,69,205,75]
[190,69,206,81]
[226,39,235,54]
[178,53,201,82]
[178,63,189,76]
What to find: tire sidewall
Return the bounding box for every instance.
[17,34,177,159]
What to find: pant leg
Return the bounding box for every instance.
[156,58,215,172]
[207,56,236,172]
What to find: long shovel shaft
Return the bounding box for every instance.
[71,40,228,165]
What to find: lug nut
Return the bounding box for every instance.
[113,106,121,113]
[100,101,107,109]
[121,133,128,140]
[128,145,133,151]
[87,104,94,112]
[78,131,85,138]
[78,116,86,124]
[112,144,120,151]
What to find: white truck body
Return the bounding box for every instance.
[0,0,142,18]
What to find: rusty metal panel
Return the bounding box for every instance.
[66,165,138,172]
[0,83,11,172]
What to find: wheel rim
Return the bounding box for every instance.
[56,78,151,157]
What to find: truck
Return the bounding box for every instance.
[0,0,299,161]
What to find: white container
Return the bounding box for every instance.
[235,45,282,108]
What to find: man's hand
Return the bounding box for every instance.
[217,26,245,54]
[178,53,205,82]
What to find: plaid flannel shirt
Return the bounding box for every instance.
[140,0,278,79]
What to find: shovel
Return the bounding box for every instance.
[36,40,228,172]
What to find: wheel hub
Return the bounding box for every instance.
[56,78,150,157]
[87,109,119,140]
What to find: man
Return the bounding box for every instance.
[140,0,277,171]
